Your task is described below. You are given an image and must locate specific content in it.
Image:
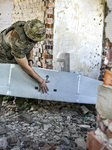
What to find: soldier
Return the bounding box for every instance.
[0,19,49,113]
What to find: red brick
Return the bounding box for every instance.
[87,131,111,150]
[106,129,112,138]
[98,121,107,134]
[46,9,53,14]
[46,19,53,24]
[46,34,53,39]
[42,54,53,59]
[96,114,101,122]
[43,64,53,69]
[45,24,53,28]
[49,40,53,45]
[46,64,53,69]
[46,29,52,34]
[47,14,54,18]
[45,0,54,1]
[47,3,54,8]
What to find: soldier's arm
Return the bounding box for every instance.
[28,49,33,67]
[14,56,49,93]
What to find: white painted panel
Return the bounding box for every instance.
[53,0,104,79]
[0,64,102,104]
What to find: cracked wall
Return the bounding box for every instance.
[53,0,105,79]
[0,0,13,32]
[105,0,112,42]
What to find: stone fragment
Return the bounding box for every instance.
[75,146,85,150]
[38,141,46,147]
[62,130,70,137]
[80,105,89,114]
[0,137,8,149]
[0,125,6,135]
[75,137,87,149]
[54,127,62,133]
[11,146,20,150]
[61,137,70,146]
[7,135,18,145]
[41,144,51,150]
[18,113,33,123]
[30,144,39,150]
[0,116,5,123]
[96,85,112,120]
[95,128,107,141]
[44,123,52,130]
[55,146,62,150]
[5,125,13,132]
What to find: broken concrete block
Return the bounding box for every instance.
[96,84,112,120]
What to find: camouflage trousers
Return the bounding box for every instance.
[0,34,16,115]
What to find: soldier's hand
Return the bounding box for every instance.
[39,79,49,93]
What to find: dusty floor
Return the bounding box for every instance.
[0,97,97,150]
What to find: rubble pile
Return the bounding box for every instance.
[0,98,97,150]
[87,84,112,150]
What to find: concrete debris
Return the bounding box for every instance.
[80,105,89,114]
[0,99,97,150]
[87,114,112,150]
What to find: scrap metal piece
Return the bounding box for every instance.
[0,63,103,104]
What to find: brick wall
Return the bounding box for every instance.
[41,0,54,69]
[11,0,54,69]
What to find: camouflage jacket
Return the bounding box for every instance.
[1,21,36,60]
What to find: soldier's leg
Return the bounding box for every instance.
[0,95,4,115]
[15,97,26,114]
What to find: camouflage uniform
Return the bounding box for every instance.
[0,21,36,63]
[0,19,46,114]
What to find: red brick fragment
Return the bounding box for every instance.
[49,40,53,45]
[106,129,112,138]
[47,3,54,8]
[47,14,54,18]
[46,19,53,24]
[45,24,53,28]
[42,54,53,59]
[46,9,53,14]
[87,131,112,150]
[46,34,53,39]
[42,63,53,69]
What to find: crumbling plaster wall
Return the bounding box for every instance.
[12,0,45,23]
[53,0,105,79]
[0,0,13,32]
[105,0,112,42]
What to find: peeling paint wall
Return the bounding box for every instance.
[53,0,105,79]
[12,0,45,23]
[105,0,112,42]
[0,0,13,32]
